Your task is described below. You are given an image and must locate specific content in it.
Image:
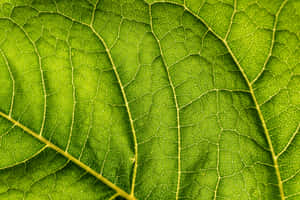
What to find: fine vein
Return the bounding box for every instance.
[277,123,300,158]
[149,5,182,200]
[251,0,288,84]
[214,90,222,200]
[224,0,236,41]
[66,27,77,152]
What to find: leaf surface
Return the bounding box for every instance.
[0,0,299,199]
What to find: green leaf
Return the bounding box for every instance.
[0,0,299,199]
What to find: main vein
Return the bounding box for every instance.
[0,111,135,200]
[150,1,286,199]
[149,5,182,200]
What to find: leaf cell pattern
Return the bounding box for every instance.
[0,0,299,200]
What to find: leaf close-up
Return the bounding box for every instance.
[0,0,299,199]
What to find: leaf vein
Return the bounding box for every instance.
[0,48,15,117]
[0,18,48,136]
[149,4,182,200]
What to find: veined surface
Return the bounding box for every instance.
[0,0,299,199]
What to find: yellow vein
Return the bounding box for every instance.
[90,0,98,26]
[179,88,250,110]
[282,168,300,183]
[285,192,300,199]
[0,111,135,200]
[150,1,286,199]
[65,35,76,152]
[214,90,222,200]
[277,123,300,158]
[251,0,288,84]
[28,159,70,190]
[224,0,236,41]
[0,48,15,117]
[150,1,224,41]
[79,70,102,160]
[149,5,182,200]
[90,2,138,196]
[0,145,47,170]
[109,193,120,200]
[1,18,47,136]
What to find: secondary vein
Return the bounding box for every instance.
[0,48,15,117]
[149,5,182,200]
[65,26,77,152]
[90,2,139,196]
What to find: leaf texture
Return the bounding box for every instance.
[0,0,299,199]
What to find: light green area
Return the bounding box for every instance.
[0,0,299,199]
